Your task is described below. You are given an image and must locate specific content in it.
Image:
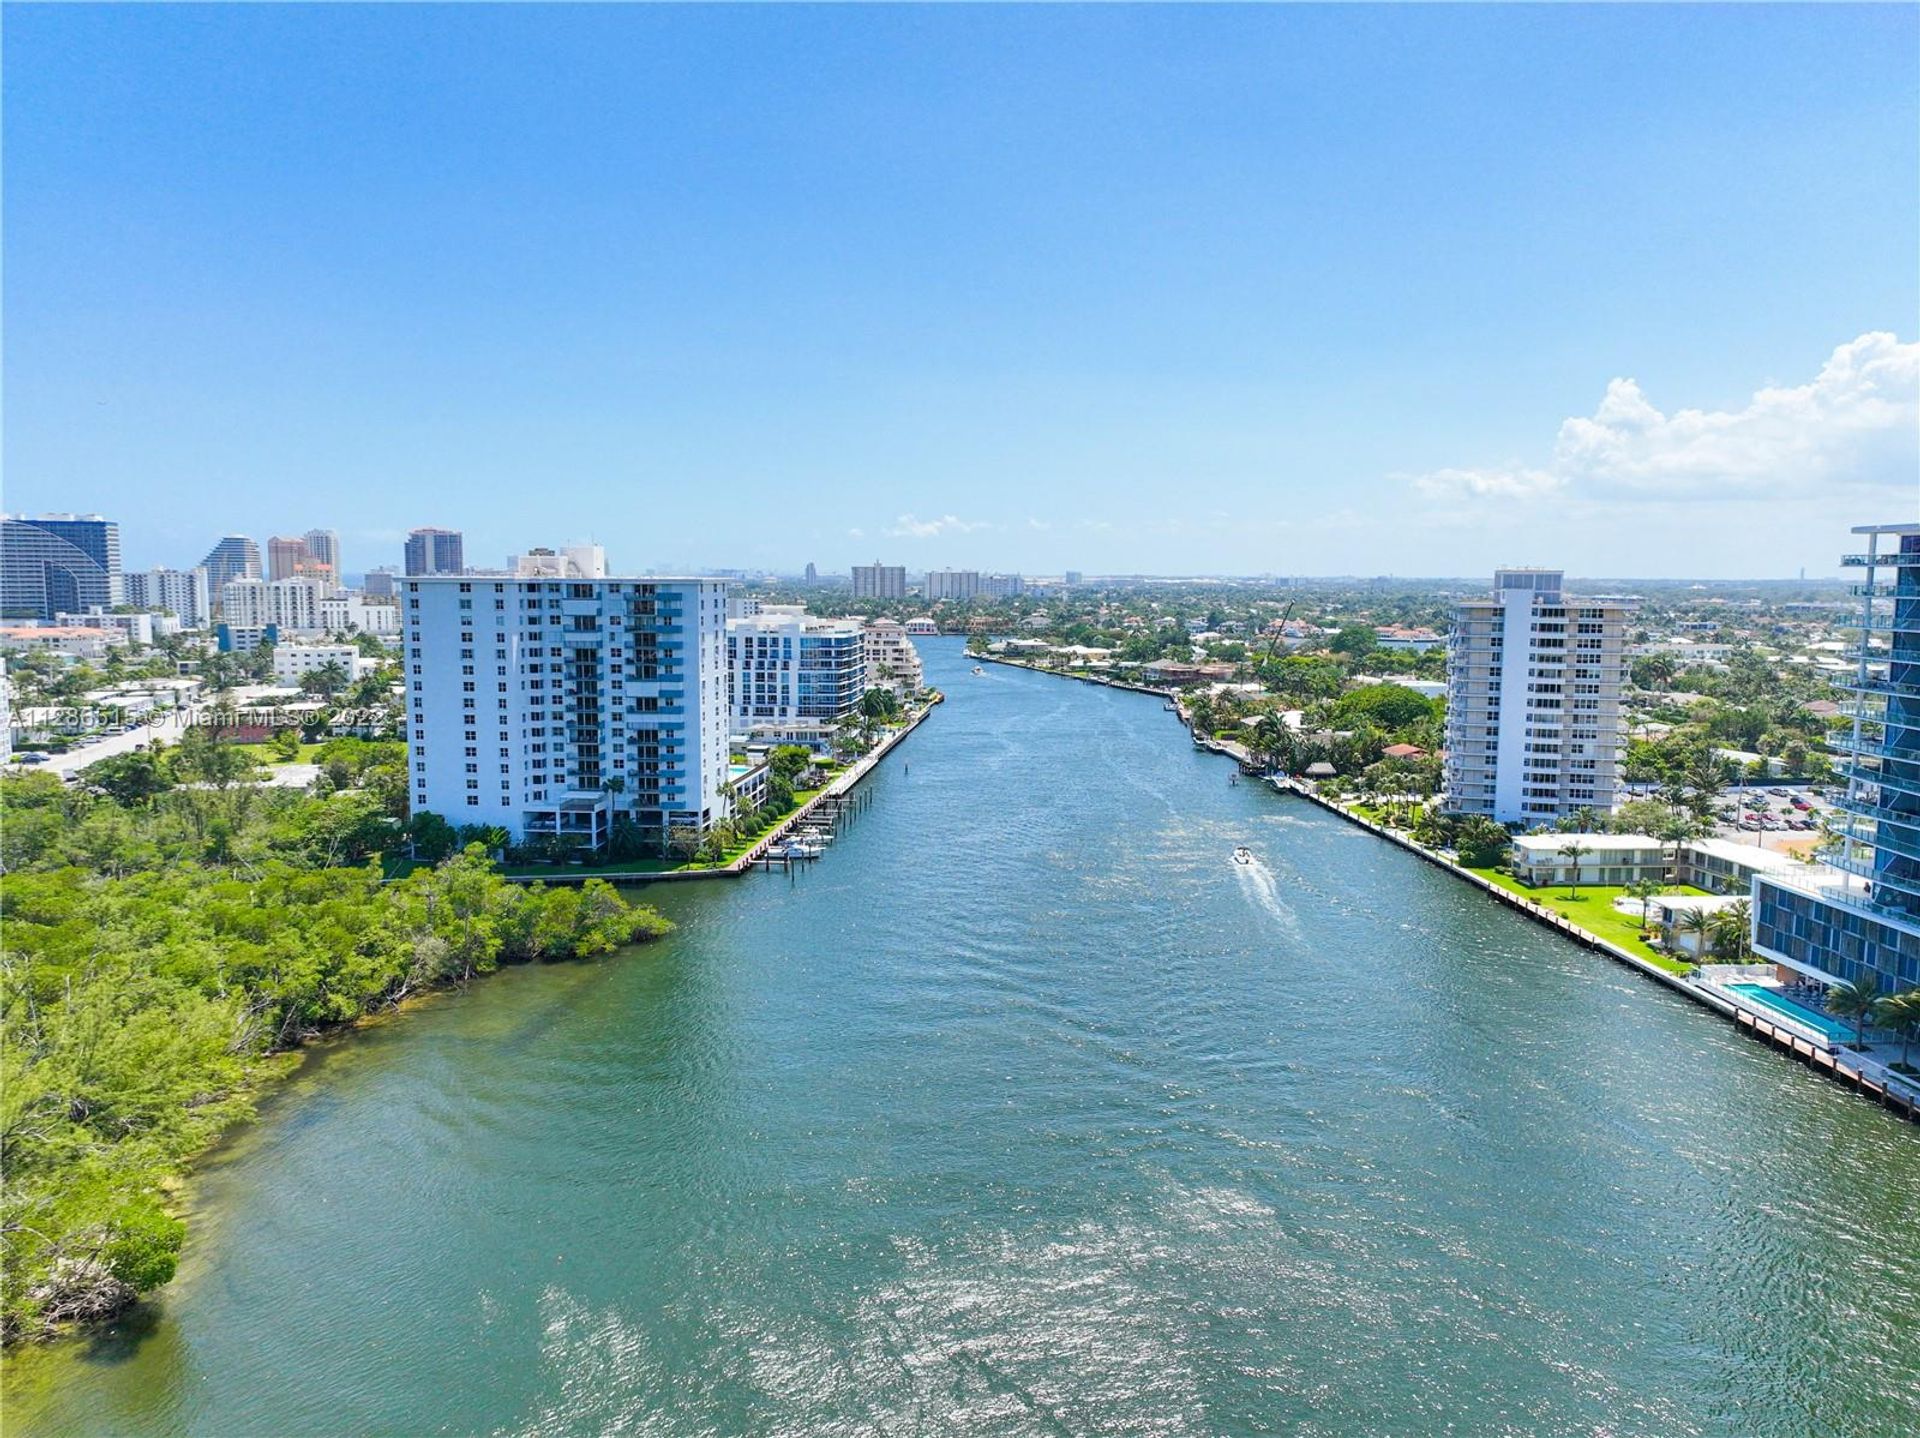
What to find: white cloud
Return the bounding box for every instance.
[884,513,991,539]
[1409,331,1919,504]
[847,527,865,539]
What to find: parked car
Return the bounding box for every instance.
[12,752,49,764]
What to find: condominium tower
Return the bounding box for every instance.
[403,576,730,850]
[124,567,213,627]
[1753,523,1920,998]
[851,560,906,600]
[405,527,465,577]
[1443,568,1636,824]
[725,605,868,733]
[200,535,263,593]
[1,514,122,619]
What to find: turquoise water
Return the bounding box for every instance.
[8,639,1919,1435]
[1726,982,1859,1044]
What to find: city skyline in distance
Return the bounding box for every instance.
[5,5,1915,580]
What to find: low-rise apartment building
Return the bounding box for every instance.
[1508,833,1666,888]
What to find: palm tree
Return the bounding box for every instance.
[1675,905,1714,960]
[1825,976,1884,1050]
[1556,839,1592,898]
[1872,989,1920,1068]
[1708,899,1753,963]
[1624,879,1662,935]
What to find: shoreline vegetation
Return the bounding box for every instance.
[0,695,939,1347]
[0,829,672,1344]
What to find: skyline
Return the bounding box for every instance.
[5,4,1916,578]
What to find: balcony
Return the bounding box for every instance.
[1822,849,1920,903]
[1837,763,1920,801]
[1831,675,1920,699]
[1836,817,1920,864]
[1840,551,1920,567]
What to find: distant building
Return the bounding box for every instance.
[1375,624,1444,652]
[903,617,939,636]
[303,528,342,579]
[862,619,924,699]
[2,514,122,620]
[0,625,120,659]
[726,605,867,735]
[923,569,982,602]
[54,608,169,645]
[125,567,212,627]
[803,562,819,585]
[362,566,400,599]
[403,575,731,849]
[1443,568,1635,825]
[215,623,279,654]
[273,642,377,684]
[268,536,310,582]
[981,573,1025,599]
[852,560,906,600]
[404,527,465,577]
[510,544,605,578]
[220,577,326,632]
[1064,571,1084,587]
[319,595,401,636]
[200,535,263,594]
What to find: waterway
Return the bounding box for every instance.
[10,639,1919,1435]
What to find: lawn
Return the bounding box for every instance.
[234,741,326,765]
[1466,868,1706,976]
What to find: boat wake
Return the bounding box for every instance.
[1232,851,1298,929]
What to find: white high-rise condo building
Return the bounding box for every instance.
[862,619,924,699]
[1443,568,1636,825]
[725,605,868,733]
[220,576,327,632]
[923,569,982,602]
[852,561,906,600]
[124,567,212,627]
[403,576,731,851]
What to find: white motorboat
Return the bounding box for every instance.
[1231,846,1254,866]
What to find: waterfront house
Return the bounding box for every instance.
[1508,833,1666,887]
[1646,893,1747,957]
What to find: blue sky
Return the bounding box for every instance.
[5,4,1915,579]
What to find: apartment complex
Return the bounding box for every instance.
[725,605,867,734]
[2,514,122,620]
[1443,568,1635,824]
[862,618,925,699]
[268,534,339,585]
[404,527,465,577]
[125,567,212,627]
[403,576,731,850]
[852,561,906,600]
[1753,523,1920,998]
[220,577,326,632]
[923,569,982,602]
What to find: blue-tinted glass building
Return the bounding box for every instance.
[1,513,122,620]
[1753,522,1920,997]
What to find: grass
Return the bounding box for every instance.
[233,741,326,765]
[1466,868,1706,975]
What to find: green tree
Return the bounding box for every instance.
[1556,839,1592,897]
[1825,976,1884,1049]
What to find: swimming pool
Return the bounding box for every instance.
[1725,983,1857,1045]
